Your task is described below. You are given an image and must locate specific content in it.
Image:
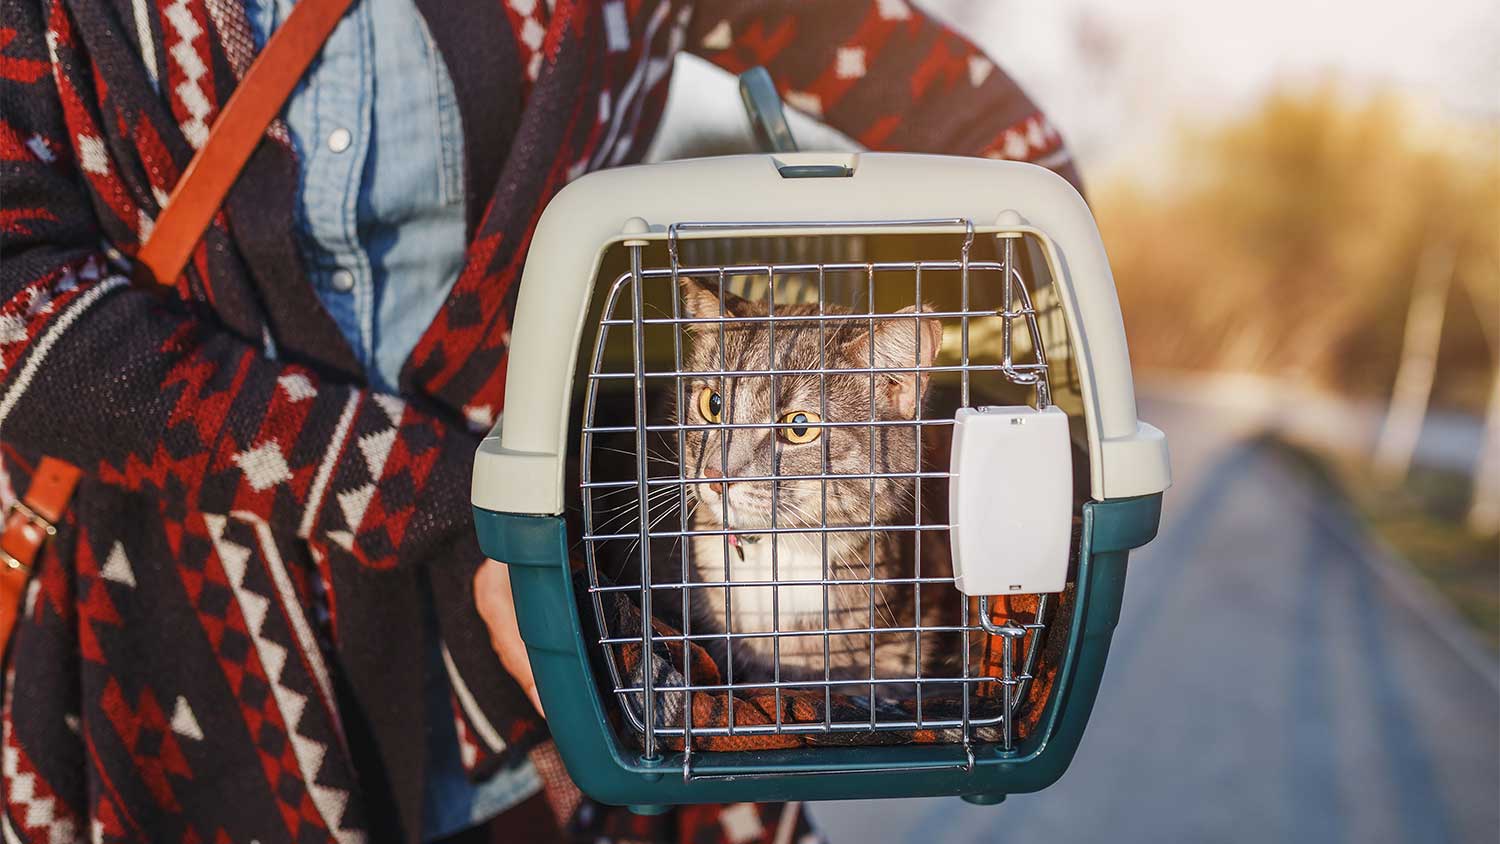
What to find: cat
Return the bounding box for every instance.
[672,277,958,688]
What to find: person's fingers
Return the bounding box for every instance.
[475,559,545,718]
[497,639,545,718]
[522,678,545,719]
[495,629,543,718]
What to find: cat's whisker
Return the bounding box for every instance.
[589,487,684,532]
[772,499,827,544]
[827,541,901,631]
[586,483,681,504]
[617,497,694,569]
[590,483,682,503]
[592,444,680,468]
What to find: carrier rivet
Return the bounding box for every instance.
[621,216,651,247]
[993,209,1026,238]
[993,210,1026,227]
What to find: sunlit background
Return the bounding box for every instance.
[649,1,1498,841]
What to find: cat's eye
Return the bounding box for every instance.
[697,387,723,423]
[779,410,821,444]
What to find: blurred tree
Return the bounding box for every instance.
[1098,85,1499,414]
[1374,240,1454,481]
[1465,255,1500,535]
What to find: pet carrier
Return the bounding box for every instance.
[472,150,1169,811]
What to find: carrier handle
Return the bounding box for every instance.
[738,66,798,154]
[738,67,853,178]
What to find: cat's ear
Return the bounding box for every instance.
[864,305,944,419]
[678,278,754,325]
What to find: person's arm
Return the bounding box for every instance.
[0,0,464,573]
[687,0,1082,189]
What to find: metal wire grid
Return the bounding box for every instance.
[674,231,866,307]
[579,219,1057,776]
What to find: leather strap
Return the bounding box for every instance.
[0,457,82,657]
[133,0,358,288]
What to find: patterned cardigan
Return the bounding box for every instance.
[0,0,1078,841]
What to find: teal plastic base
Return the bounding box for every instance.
[475,494,1162,807]
[961,792,1007,806]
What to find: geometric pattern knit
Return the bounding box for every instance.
[0,1,1078,842]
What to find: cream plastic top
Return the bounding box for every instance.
[473,153,1171,515]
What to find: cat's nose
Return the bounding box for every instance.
[703,465,724,496]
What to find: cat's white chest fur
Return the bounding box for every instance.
[688,532,836,634]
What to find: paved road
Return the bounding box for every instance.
[812,395,1500,844]
[1137,371,1490,477]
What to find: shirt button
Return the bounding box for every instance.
[329,269,355,292]
[327,128,352,153]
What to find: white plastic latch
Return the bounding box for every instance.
[948,405,1073,596]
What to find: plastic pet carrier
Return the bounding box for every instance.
[472,144,1169,811]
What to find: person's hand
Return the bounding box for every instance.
[474,559,544,717]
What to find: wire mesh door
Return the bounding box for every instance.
[579,218,1058,779]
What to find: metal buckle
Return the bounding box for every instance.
[1,500,55,572]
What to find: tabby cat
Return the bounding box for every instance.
[674,278,957,686]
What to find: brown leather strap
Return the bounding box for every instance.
[133,0,357,288]
[1,457,82,657]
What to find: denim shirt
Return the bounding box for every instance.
[248,0,466,393]
[243,0,539,837]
